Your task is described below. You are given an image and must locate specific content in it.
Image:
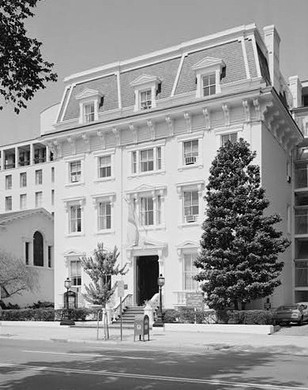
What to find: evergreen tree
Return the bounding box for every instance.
[81,243,127,308]
[195,139,290,310]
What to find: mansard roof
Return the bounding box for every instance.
[51,23,268,129]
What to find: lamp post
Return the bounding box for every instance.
[60,277,75,325]
[153,274,165,327]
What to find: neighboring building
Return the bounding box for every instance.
[38,23,302,310]
[289,78,308,302]
[0,139,56,214]
[0,208,54,307]
[0,24,304,310]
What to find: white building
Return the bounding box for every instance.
[0,23,304,310]
[289,78,308,302]
[0,208,54,307]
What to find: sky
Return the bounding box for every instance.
[1,0,308,146]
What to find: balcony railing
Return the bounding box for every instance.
[4,162,15,170]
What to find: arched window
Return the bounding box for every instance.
[33,231,44,267]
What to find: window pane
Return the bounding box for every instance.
[70,205,82,232]
[156,147,162,170]
[70,260,82,286]
[140,197,154,226]
[132,151,137,174]
[99,155,111,178]
[33,231,44,267]
[70,161,81,183]
[140,149,154,172]
[140,90,152,109]
[184,140,198,165]
[203,73,216,97]
[84,103,95,122]
[98,201,112,230]
[35,170,43,185]
[183,253,199,290]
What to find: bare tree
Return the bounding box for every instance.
[0,250,38,297]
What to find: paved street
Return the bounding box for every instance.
[0,338,308,390]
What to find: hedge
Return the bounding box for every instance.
[0,308,95,322]
[163,308,274,325]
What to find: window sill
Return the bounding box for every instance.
[128,170,165,179]
[178,164,203,172]
[178,221,201,228]
[94,177,115,184]
[66,232,85,238]
[65,182,85,188]
[95,229,115,235]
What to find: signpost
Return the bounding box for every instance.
[118,280,125,341]
[186,292,204,324]
[186,292,204,310]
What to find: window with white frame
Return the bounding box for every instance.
[35,191,43,208]
[98,201,112,230]
[98,155,111,178]
[20,194,27,210]
[140,149,154,172]
[183,253,199,290]
[202,73,216,97]
[183,191,199,223]
[221,132,238,146]
[20,172,27,188]
[70,260,82,286]
[127,188,165,229]
[192,57,225,99]
[140,90,152,110]
[183,140,198,166]
[69,204,82,233]
[93,193,115,232]
[5,196,12,211]
[35,169,43,185]
[178,133,203,170]
[131,146,162,175]
[5,175,12,190]
[140,196,154,226]
[130,74,161,111]
[69,161,81,183]
[84,102,95,123]
[76,88,103,125]
[177,181,204,225]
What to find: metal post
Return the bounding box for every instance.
[120,297,123,341]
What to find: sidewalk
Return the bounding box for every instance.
[1,321,308,356]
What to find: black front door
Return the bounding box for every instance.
[136,255,159,306]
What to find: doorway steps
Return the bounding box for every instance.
[110,305,144,329]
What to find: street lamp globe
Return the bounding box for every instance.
[158,274,165,287]
[64,277,72,290]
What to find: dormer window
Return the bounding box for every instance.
[140,90,152,110]
[202,73,216,97]
[76,88,103,124]
[192,57,225,99]
[130,74,161,111]
[84,102,95,123]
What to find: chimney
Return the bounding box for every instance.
[263,25,281,91]
[288,76,302,109]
